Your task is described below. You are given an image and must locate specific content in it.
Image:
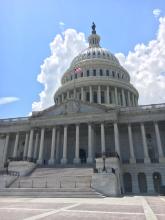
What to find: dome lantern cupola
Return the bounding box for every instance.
[88,22,100,48]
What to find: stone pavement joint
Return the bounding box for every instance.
[23,203,80,220]
[141,197,157,220]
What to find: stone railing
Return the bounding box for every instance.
[120,103,165,112]
[95,152,120,159]
[14,175,92,189]
[0,117,29,124]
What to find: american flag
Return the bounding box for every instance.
[74,67,82,74]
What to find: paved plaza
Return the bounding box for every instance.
[0,196,164,220]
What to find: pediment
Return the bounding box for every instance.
[32,99,106,118]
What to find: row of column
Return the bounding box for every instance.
[56,86,138,107]
[3,121,165,165]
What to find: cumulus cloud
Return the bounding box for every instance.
[116,17,165,105]
[32,29,87,111]
[0,97,20,105]
[153,8,161,18]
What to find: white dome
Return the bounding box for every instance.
[70,47,120,68]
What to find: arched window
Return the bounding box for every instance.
[138,173,147,193]
[101,91,105,103]
[93,91,97,103]
[86,92,90,102]
[100,69,103,76]
[123,173,132,193]
[153,172,162,193]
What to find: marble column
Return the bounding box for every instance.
[3,134,10,164]
[97,85,101,104]
[106,86,110,104]
[115,87,118,105]
[13,132,19,159]
[74,124,80,164]
[81,87,84,101]
[62,93,64,102]
[23,132,29,160]
[154,122,165,163]
[61,125,68,164]
[37,128,45,165]
[101,123,105,153]
[67,91,70,100]
[140,123,150,163]
[48,127,56,165]
[55,129,60,163]
[27,129,34,162]
[122,89,126,107]
[114,122,121,158]
[128,91,131,106]
[132,95,135,106]
[128,124,136,163]
[87,123,93,163]
[33,133,39,162]
[89,86,93,103]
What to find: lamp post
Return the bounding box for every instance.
[102,152,106,172]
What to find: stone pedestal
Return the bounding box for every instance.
[92,173,119,196]
[73,158,80,164]
[61,158,67,164]
[48,159,56,165]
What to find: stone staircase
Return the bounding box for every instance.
[0,167,104,198]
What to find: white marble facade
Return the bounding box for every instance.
[0,24,165,194]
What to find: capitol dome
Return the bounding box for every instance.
[54,23,138,107]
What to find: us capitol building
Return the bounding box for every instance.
[0,23,165,195]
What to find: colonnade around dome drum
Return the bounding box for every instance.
[54,78,138,107]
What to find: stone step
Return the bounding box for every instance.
[0,188,104,198]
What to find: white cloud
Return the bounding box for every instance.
[32,29,87,111]
[153,8,161,18]
[59,21,65,26]
[0,97,20,105]
[115,16,165,105]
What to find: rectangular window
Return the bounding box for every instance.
[100,69,103,76]
[106,70,109,76]
[87,70,90,77]
[93,69,96,76]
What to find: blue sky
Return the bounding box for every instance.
[0,0,165,118]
